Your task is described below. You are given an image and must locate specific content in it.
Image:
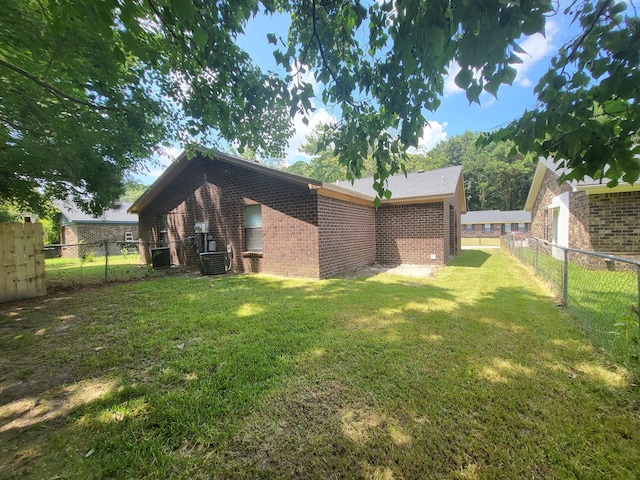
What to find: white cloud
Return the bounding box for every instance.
[513,20,558,86]
[407,121,448,154]
[444,63,463,97]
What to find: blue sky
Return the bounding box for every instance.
[138,5,579,184]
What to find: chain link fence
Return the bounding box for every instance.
[503,234,640,371]
[43,240,180,290]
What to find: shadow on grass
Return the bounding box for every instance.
[1,250,639,478]
[448,249,491,268]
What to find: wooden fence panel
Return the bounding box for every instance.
[0,223,47,303]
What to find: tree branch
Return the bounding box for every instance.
[311,0,358,109]
[566,0,614,63]
[0,57,125,112]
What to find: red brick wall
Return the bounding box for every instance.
[317,196,376,278]
[569,191,592,251]
[529,166,639,256]
[138,155,321,278]
[588,190,640,254]
[461,224,501,238]
[375,202,445,265]
[60,224,138,257]
[444,197,462,262]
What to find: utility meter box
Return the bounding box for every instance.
[194,222,209,233]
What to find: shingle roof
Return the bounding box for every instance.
[461,210,531,224]
[54,200,138,224]
[334,165,463,200]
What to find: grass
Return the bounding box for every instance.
[2,250,640,479]
[45,254,156,289]
[461,237,501,247]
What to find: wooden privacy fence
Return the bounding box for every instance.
[1,222,47,303]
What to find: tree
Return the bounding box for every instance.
[483,0,640,186]
[3,1,635,215]
[290,125,374,182]
[119,181,149,203]
[1,0,292,215]
[408,131,536,211]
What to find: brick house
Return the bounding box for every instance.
[128,150,466,278]
[461,210,531,238]
[525,157,640,258]
[54,201,139,258]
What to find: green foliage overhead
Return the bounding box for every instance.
[2,0,635,215]
[482,0,640,186]
[1,0,292,215]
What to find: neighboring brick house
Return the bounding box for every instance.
[54,201,139,258]
[128,150,466,278]
[525,157,640,258]
[461,210,531,238]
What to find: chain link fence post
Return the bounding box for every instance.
[104,240,109,283]
[563,248,569,305]
[637,264,640,340]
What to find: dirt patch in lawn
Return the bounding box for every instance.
[333,263,438,279]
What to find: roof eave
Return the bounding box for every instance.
[575,183,640,194]
[524,158,556,211]
[382,193,452,205]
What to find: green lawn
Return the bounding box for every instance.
[2,250,639,479]
[46,254,155,289]
[461,237,501,247]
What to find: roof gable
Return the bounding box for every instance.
[129,149,466,213]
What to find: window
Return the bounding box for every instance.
[502,223,512,234]
[463,224,475,233]
[124,231,134,242]
[482,223,494,234]
[158,214,169,246]
[244,205,262,252]
[518,223,529,232]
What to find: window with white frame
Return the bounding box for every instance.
[244,204,262,252]
[463,224,475,233]
[482,223,494,233]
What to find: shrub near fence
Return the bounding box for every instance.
[503,234,640,371]
[45,241,158,290]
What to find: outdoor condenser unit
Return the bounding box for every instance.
[200,252,228,275]
[151,247,171,269]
